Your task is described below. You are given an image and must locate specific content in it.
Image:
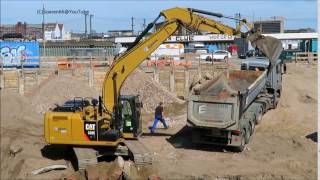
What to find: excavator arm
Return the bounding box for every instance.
[102,7,282,119]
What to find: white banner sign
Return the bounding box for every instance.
[167,34,235,42]
[115,34,235,44]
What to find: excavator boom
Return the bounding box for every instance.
[102,7,282,117]
[102,7,282,116]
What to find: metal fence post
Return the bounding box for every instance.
[169,60,175,92]
[89,54,94,87]
[198,54,201,77]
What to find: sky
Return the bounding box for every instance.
[1,0,318,33]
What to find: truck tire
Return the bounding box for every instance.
[255,107,263,125]
[224,56,228,63]
[206,56,212,61]
[273,92,280,108]
[191,130,201,145]
[244,127,250,144]
[234,129,246,152]
[250,121,255,135]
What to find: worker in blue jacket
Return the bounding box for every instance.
[150,102,168,133]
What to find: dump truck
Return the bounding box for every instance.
[187,57,284,151]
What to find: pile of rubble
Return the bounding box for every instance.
[122,69,184,113]
[61,157,158,180]
[189,72,214,95]
[27,69,183,114]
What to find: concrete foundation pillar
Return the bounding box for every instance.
[169,65,175,93]
[198,64,202,77]
[0,74,4,90]
[88,68,94,87]
[185,69,189,97]
[153,67,159,83]
[36,72,40,86]
[18,72,24,95]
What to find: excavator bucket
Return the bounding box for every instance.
[247,30,283,71]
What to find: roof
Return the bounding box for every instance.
[27,24,42,28]
[263,33,318,40]
[0,24,15,28]
[45,23,57,31]
[0,23,63,30]
[108,30,133,33]
[58,24,64,31]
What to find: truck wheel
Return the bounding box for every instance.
[255,108,263,125]
[191,130,201,145]
[235,129,246,152]
[250,121,255,135]
[244,128,250,144]
[273,92,280,108]
[206,56,212,61]
[224,56,228,63]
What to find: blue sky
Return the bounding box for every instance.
[1,0,317,33]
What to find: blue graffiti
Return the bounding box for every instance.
[0,42,39,68]
[0,45,27,65]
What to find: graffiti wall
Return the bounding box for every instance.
[0,41,40,68]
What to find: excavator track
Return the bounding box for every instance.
[73,147,99,171]
[73,145,129,170]
[124,140,153,165]
[72,141,151,170]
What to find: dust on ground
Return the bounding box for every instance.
[140,63,317,179]
[0,63,317,179]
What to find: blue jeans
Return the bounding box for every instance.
[150,116,168,133]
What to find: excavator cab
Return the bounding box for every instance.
[118,95,143,139]
[96,95,142,141]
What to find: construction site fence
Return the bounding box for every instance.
[0,54,229,98]
[294,52,318,63]
[40,47,117,56]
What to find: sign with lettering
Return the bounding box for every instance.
[115,34,235,44]
[84,122,97,141]
[167,34,235,42]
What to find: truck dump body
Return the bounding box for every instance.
[188,70,267,129]
[201,71,265,95]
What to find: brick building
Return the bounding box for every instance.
[0,22,65,40]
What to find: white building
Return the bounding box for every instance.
[44,23,65,40]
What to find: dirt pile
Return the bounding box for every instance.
[1,90,41,131]
[29,75,99,114]
[0,69,184,179]
[122,69,184,113]
[1,90,69,180]
[29,69,183,114]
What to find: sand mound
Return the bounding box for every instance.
[29,69,183,114]
[1,90,41,131]
[0,68,184,179]
[1,90,67,180]
[29,75,99,114]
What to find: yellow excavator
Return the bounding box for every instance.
[44,7,282,169]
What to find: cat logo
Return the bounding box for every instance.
[85,124,95,131]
